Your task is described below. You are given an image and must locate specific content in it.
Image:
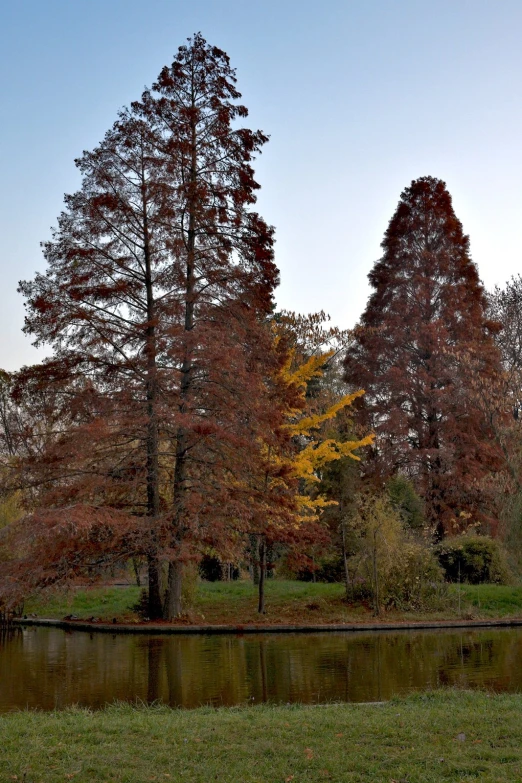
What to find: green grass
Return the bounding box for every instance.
[23,580,522,625]
[24,580,353,624]
[2,691,522,782]
[25,586,142,621]
[453,584,522,616]
[197,579,342,600]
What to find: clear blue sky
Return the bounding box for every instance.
[1,0,521,370]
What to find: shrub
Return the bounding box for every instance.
[383,543,448,611]
[346,491,448,613]
[435,535,512,585]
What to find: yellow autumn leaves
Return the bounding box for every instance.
[277,347,374,520]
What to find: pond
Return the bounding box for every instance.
[1,625,522,712]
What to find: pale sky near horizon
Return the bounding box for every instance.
[1,0,521,370]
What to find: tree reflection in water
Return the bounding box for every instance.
[2,627,522,712]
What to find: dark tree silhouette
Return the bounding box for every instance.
[344,176,503,536]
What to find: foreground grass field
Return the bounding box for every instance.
[24,580,522,625]
[2,691,522,782]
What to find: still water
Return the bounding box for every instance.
[1,625,522,712]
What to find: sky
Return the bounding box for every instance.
[1,0,522,370]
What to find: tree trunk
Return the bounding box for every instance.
[163,87,197,620]
[258,535,266,614]
[132,557,142,587]
[141,154,164,621]
[372,529,380,616]
[341,517,351,600]
[164,560,184,619]
[251,534,260,585]
[147,555,162,617]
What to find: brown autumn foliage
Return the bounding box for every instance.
[6,47,515,620]
[8,34,291,618]
[0,505,144,611]
[344,176,504,536]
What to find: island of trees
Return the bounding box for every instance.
[1,34,520,624]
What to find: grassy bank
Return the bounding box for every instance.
[23,580,522,626]
[2,691,522,782]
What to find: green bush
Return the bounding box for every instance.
[435,535,512,585]
[383,542,448,611]
[344,491,448,613]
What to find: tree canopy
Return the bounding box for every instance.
[344,176,503,536]
[12,34,283,618]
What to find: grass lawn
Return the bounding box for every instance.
[25,584,143,622]
[455,583,522,616]
[2,691,522,782]
[23,579,522,626]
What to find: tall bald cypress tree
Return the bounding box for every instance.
[19,34,280,619]
[344,176,503,536]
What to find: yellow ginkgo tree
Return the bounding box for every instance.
[283,348,374,515]
[253,313,374,612]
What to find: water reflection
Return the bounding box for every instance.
[1,626,522,712]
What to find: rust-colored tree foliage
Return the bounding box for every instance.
[13,34,281,618]
[344,176,503,536]
[0,506,143,611]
